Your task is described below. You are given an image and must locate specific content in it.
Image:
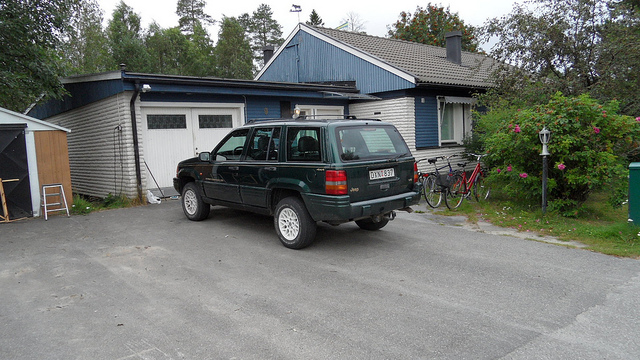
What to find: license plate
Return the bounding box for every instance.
[369,168,395,180]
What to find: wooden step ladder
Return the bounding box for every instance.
[1,178,20,223]
[42,184,70,220]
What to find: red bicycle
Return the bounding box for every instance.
[444,153,491,209]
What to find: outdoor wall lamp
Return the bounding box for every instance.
[539,127,551,156]
[539,127,551,213]
[293,105,301,119]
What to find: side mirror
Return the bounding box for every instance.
[198,152,211,162]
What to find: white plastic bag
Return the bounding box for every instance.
[146,190,161,204]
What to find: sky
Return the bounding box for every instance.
[98,0,522,51]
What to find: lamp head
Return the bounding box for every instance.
[539,127,551,156]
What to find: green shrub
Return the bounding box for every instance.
[472,92,640,214]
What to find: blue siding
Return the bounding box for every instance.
[415,96,439,148]
[260,31,414,94]
[246,97,282,121]
[29,79,125,119]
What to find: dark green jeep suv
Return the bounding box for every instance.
[173,116,421,249]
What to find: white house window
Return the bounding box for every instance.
[440,103,455,141]
[438,97,475,145]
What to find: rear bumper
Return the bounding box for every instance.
[302,191,421,222]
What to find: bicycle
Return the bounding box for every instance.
[417,155,457,208]
[444,153,491,209]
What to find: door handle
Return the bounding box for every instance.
[264,167,277,171]
[229,166,239,171]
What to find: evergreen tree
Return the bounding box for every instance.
[176,0,214,34]
[184,22,216,77]
[306,9,324,26]
[241,4,284,67]
[213,17,253,79]
[61,0,110,75]
[106,1,150,71]
[145,23,189,75]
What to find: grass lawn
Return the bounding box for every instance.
[434,190,640,258]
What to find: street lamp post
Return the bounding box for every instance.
[539,127,551,214]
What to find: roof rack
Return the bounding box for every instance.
[295,115,358,120]
[246,115,386,124]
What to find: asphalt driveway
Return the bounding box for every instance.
[1,200,639,359]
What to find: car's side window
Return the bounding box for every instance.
[287,127,321,162]
[247,127,281,161]
[213,129,249,161]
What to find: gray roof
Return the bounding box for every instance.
[312,26,497,89]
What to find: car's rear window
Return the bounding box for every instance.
[336,125,409,161]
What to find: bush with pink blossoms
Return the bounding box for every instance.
[469,92,640,214]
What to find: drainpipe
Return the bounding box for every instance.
[129,82,143,202]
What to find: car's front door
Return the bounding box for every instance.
[238,127,281,208]
[202,128,248,204]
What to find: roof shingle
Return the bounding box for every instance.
[312,26,497,88]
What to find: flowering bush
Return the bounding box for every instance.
[470,93,640,214]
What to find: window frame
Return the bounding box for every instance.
[437,97,474,146]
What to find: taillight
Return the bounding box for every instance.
[326,170,348,195]
[413,162,419,183]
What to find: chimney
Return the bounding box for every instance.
[445,31,462,65]
[262,45,275,64]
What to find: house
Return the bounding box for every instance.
[28,70,365,200]
[28,25,497,202]
[0,107,72,219]
[256,24,497,166]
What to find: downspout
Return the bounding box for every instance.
[129,82,143,202]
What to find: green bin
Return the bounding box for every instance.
[630,163,640,226]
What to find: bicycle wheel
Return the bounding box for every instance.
[444,173,466,209]
[473,173,491,201]
[423,174,442,208]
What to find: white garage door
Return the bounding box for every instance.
[141,104,244,189]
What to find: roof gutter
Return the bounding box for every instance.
[129,82,144,203]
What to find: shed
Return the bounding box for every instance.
[0,107,72,219]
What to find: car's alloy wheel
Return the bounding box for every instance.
[278,207,300,241]
[181,182,210,221]
[274,197,317,249]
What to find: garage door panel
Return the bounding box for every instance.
[141,106,244,189]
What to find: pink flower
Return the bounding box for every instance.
[506,165,512,172]
[519,173,528,178]
[593,127,600,134]
[496,168,501,173]
[514,125,521,133]
[558,163,566,170]
[636,117,640,123]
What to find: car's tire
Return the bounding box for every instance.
[355,217,389,231]
[181,182,210,221]
[274,197,317,249]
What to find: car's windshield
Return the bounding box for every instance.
[336,125,409,161]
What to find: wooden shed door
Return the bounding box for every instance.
[0,124,33,218]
